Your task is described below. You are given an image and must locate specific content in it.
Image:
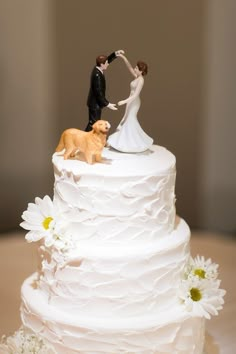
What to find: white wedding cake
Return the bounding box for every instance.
[1,145,225,354]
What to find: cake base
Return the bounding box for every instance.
[21,274,205,354]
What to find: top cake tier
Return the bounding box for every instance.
[52,145,176,246]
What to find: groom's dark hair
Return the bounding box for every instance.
[96,55,108,66]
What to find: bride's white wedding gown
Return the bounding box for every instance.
[108,77,153,153]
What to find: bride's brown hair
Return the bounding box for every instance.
[137,61,148,76]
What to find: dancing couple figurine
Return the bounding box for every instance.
[86,50,153,153]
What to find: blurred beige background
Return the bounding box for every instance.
[0,0,235,234]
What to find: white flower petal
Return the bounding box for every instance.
[38,196,54,217]
[27,203,39,213]
[25,231,43,243]
[44,236,54,248]
[20,221,43,231]
[22,210,43,224]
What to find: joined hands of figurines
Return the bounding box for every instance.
[115,50,125,56]
[118,100,126,106]
[107,103,118,110]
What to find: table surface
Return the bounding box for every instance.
[0,231,235,353]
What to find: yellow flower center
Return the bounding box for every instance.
[194,268,206,279]
[42,216,53,230]
[190,287,202,301]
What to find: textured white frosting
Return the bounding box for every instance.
[37,217,189,319]
[52,145,176,246]
[20,145,206,353]
[21,271,205,354]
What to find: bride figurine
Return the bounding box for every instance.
[108,54,153,153]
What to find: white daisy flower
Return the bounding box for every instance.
[20,195,58,243]
[179,277,226,319]
[188,255,219,281]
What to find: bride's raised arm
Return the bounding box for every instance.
[118,54,137,78]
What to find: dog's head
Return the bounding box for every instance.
[92,120,111,134]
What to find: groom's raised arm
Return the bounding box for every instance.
[107,50,125,64]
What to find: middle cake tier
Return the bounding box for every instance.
[37,217,190,319]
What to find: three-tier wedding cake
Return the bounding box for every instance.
[1,145,225,354]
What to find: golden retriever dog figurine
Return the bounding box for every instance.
[55,120,111,164]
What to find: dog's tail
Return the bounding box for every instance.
[55,133,64,152]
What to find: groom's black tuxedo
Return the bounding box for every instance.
[85,52,117,131]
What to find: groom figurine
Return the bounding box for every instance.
[85,50,124,131]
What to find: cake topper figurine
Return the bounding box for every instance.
[85,49,125,132]
[108,53,153,153]
[55,120,110,164]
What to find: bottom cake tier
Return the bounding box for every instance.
[21,274,205,354]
